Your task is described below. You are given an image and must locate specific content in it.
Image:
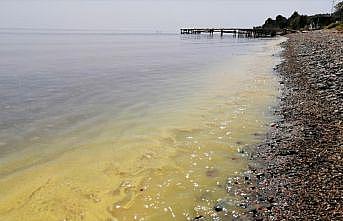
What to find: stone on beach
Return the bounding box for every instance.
[245,31,343,220]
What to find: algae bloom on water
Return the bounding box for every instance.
[0,31,284,220]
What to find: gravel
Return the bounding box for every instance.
[241,31,343,220]
[194,31,342,221]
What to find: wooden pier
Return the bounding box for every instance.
[180,28,281,38]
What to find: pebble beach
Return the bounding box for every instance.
[241,31,343,220]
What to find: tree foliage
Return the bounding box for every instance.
[287,12,309,30]
[335,1,343,12]
[261,6,339,31]
[334,1,343,21]
[275,15,288,29]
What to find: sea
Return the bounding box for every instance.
[0,30,283,221]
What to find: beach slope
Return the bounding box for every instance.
[249,31,342,220]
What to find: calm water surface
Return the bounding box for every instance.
[0,32,283,220]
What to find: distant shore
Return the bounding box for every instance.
[240,31,343,220]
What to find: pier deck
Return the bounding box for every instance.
[180,28,280,38]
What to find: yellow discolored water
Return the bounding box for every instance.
[0,36,284,221]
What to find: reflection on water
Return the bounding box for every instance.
[0,32,283,220]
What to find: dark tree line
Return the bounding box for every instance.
[334,1,343,21]
[259,1,342,31]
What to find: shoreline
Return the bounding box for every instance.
[234,31,342,220]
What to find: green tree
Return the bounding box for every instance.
[334,1,343,21]
[262,15,288,30]
[262,18,276,29]
[288,12,301,29]
[335,1,343,12]
[289,11,300,20]
[288,12,308,30]
[275,15,288,29]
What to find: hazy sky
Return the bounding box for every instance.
[0,0,333,33]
